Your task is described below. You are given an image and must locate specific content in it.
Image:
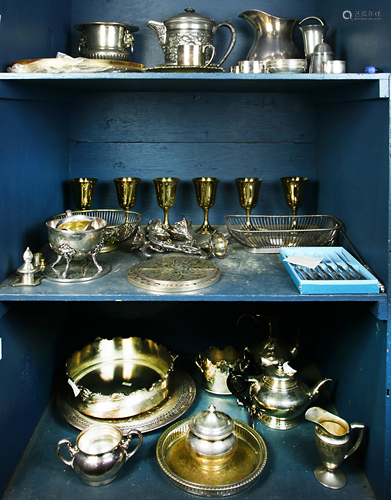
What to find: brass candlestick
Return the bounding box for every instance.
[153,177,180,230]
[114,177,141,211]
[70,178,98,210]
[193,177,220,234]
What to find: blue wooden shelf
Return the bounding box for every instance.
[0,72,388,100]
[0,238,386,318]
[3,360,376,500]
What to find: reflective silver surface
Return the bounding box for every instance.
[56,424,142,486]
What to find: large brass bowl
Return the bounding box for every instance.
[66,337,176,419]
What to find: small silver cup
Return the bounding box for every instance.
[238,60,265,73]
[322,60,346,73]
[177,44,216,67]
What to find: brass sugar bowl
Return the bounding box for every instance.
[186,404,238,471]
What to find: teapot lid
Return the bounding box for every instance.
[164,7,215,29]
[264,361,297,383]
[189,404,234,441]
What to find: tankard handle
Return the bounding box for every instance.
[122,429,143,461]
[212,20,237,66]
[344,422,365,460]
[56,438,79,468]
[299,16,324,25]
[202,44,216,67]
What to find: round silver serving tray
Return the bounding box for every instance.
[66,337,176,419]
[146,64,224,73]
[127,255,220,292]
[266,59,307,73]
[156,418,267,497]
[57,369,196,434]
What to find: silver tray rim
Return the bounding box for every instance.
[156,418,267,497]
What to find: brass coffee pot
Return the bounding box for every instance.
[147,7,237,66]
[228,361,332,430]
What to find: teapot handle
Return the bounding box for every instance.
[344,423,365,460]
[212,20,237,66]
[299,16,324,25]
[227,371,257,428]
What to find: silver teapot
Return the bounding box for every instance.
[228,361,332,430]
[147,7,237,66]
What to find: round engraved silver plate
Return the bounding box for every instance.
[57,369,196,434]
[44,260,110,283]
[127,255,220,292]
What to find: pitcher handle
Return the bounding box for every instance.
[56,438,78,468]
[212,20,237,66]
[299,16,324,25]
[122,429,143,461]
[344,423,365,460]
[236,313,256,349]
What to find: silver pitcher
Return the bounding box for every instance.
[305,407,365,489]
[239,9,302,62]
[147,7,237,66]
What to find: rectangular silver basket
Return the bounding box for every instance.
[224,215,342,253]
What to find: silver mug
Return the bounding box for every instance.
[56,424,143,486]
[177,44,216,67]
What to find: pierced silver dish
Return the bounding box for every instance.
[54,209,141,252]
[66,337,176,419]
[225,215,342,253]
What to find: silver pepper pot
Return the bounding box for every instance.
[186,404,238,470]
[310,42,334,73]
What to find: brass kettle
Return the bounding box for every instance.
[147,7,237,66]
[228,361,332,430]
[237,314,299,373]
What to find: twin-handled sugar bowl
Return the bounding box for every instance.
[186,404,238,471]
[56,424,143,486]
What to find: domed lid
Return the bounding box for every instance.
[164,7,215,29]
[263,361,298,387]
[189,404,234,440]
[313,42,334,55]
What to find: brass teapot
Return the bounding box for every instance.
[147,7,237,66]
[228,361,332,430]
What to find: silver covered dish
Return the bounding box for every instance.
[66,337,176,419]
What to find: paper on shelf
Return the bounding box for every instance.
[283,254,323,269]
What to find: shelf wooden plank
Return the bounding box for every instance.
[0,238,386,313]
[0,73,388,100]
[3,361,376,500]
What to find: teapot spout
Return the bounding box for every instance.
[308,377,332,401]
[147,20,167,47]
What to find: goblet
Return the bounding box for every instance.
[114,177,141,211]
[70,178,98,210]
[280,176,308,216]
[153,177,180,230]
[235,178,262,215]
[193,177,220,234]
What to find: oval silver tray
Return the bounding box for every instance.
[57,369,196,434]
[156,418,267,496]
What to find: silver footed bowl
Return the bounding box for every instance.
[66,337,177,419]
[54,209,141,252]
[46,215,107,261]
